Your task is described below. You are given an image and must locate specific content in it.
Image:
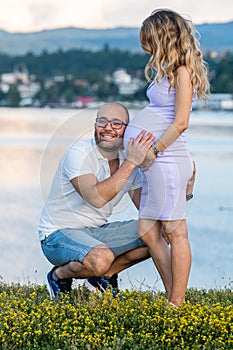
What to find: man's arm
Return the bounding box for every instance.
[71,131,154,208]
[71,160,137,208]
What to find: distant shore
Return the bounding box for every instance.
[1,92,232,111]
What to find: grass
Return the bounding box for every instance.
[0,280,232,349]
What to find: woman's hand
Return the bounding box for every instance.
[186,161,196,197]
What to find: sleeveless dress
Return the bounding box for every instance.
[124,76,194,220]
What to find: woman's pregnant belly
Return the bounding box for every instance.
[124,106,188,155]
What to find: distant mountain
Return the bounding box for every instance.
[0,22,232,56]
[196,21,233,52]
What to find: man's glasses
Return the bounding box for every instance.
[96,118,128,130]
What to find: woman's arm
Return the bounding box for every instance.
[155,66,193,152]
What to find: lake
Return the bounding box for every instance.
[0,107,232,292]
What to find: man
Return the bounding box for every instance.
[38,102,195,299]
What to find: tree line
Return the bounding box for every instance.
[0,48,232,107]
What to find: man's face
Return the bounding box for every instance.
[95,104,128,153]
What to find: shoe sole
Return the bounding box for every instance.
[83,280,100,292]
[85,280,116,295]
[44,274,56,300]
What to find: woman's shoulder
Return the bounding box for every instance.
[175,65,189,74]
[174,66,191,87]
[175,66,190,78]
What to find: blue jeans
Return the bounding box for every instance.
[41,220,142,266]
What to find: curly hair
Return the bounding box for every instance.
[140,9,210,100]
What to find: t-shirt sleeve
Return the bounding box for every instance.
[62,142,94,181]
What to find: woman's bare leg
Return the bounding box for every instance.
[139,219,172,299]
[162,219,192,306]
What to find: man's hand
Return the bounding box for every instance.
[127,130,155,167]
[186,161,196,197]
[139,148,156,172]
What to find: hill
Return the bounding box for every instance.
[0,22,232,56]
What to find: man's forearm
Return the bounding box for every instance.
[93,160,137,207]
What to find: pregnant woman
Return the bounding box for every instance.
[124,9,209,306]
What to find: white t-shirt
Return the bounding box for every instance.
[38,139,143,241]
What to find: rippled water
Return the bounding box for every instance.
[0,107,232,291]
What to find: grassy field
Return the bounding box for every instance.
[0,281,232,349]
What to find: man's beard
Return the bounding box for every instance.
[94,129,123,152]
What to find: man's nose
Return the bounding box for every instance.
[104,121,114,130]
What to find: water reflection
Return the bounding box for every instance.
[0,107,96,284]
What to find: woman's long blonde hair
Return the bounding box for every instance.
[140,9,210,100]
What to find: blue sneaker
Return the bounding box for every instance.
[87,274,119,297]
[45,267,73,299]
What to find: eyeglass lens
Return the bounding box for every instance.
[96,118,126,129]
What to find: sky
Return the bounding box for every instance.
[0,0,232,33]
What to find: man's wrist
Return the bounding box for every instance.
[124,159,137,169]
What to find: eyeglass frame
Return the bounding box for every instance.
[95,117,128,130]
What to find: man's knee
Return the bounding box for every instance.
[83,246,115,276]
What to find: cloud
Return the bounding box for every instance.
[27,0,59,28]
[0,0,232,32]
[106,0,233,25]
[0,0,105,32]
[26,0,104,29]
[100,0,153,27]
